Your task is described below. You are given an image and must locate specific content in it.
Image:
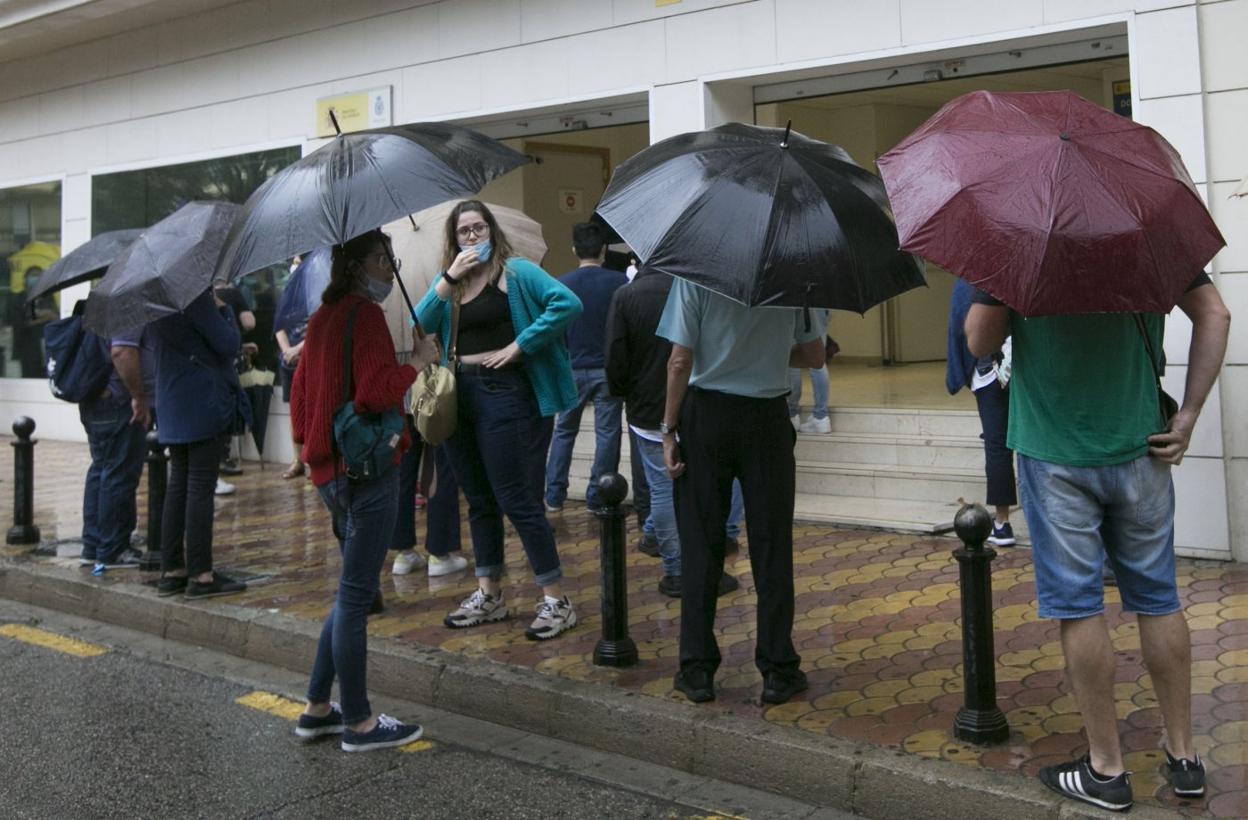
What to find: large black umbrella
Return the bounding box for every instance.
[212,123,528,302]
[595,122,925,312]
[84,202,239,338]
[25,229,143,303]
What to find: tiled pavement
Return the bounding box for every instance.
[3,437,1246,817]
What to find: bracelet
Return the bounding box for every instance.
[443,272,460,285]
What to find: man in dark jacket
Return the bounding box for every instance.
[604,270,738,599]
[543,223,628,512]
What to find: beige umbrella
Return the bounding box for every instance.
[381,201,548,353]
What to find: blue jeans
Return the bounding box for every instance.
[1017,453,1180,620]
[726,480,744,539]
[787,365,829,420]
[80,394,147,562]
[392,416,462,556]
[544,368,622,510]
[632,436,680,577]
[641,447,741,547]
[446,367,562,586]
[308,472,399,725]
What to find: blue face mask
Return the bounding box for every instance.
[462,240,492,263]
[364,277,393,303]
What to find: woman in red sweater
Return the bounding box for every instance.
[290,229,438,752]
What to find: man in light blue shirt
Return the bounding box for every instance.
[656,277,826,705]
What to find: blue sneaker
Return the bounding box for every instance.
[340,714,423,752]
[987,520,1016,547]
[295,703,344,740]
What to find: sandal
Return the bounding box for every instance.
[281,462,305,479]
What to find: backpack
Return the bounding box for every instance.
[43,315,112,403]
[331,303,404,481]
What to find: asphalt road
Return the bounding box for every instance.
[0,601,856,820]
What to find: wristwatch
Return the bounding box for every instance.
[660,421,677,436]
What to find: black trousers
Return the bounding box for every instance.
[673,388,800,677]
[161,438,221,578]
[973,381,1017,508]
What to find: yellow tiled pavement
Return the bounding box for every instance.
[3,437,1245,817]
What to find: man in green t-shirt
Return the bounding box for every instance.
[966,275,1230,813]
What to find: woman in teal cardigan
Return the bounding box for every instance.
[415,200,583,641]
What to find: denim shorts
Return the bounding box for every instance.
[1016,453,1181,620]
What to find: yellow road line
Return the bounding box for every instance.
[235,690,305,720]
[0,623,108,657]
[235,690,435,753]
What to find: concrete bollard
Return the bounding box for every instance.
[952,503,1009,744]
[140,431,167,574]
[593,472,638,667]
[6,417,41,545]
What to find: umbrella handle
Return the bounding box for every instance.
[383,243,426,339]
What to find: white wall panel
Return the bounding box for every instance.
[1199,0,1248,92]
[401,56,485,120]
[1204,90,1248,184]
[521,0,613,42]
[776,0,901,63]
[1230,457,1248,562]
[477,39,571,110]
[62,173,91,223]
[371,4,440,68]
[1161,367,1224,457]
[37,86,86,135]
[437,0,523,59]
[1209,183,1248,273]
[565,22,666,97]
[1043,0,1132,23]
[107,26,162,77]
[79,76,135,131]
[59,127,110,176]
[103,118,158,166]
[1224,366,1248,456]
[664,0,776,82]
[613,0,752,26]
[1219,272,1248,364]
[270,0,336,36]
[899,0,1042,46]
[1174,456,1230,552]
[1134,6,1202,98]
[1132,94,1206,185]
[154,107,214,158]
[649,81,704,142]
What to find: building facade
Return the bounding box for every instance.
[0,0,1243,560]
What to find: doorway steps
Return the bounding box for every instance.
[562,406,1014,535]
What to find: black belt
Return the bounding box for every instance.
[455,361,523,376]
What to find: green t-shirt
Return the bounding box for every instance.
[1007,313,1164,467]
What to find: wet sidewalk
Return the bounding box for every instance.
[3,437,1246,817]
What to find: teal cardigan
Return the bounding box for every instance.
[415,257,581,418]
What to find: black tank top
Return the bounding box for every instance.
[457,284,515,355]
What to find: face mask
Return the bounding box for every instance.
[461,240,492,263]
[364,277,393,303]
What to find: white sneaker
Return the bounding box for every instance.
[392,550,427,575]
[444,588,509,628]
[427,552,468,577]
[525,596,577,641]
[799,415,831,434]
[214,479,236,496]
[790,413,801,431]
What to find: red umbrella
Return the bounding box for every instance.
[877,90,1225,316]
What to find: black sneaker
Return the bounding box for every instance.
[94,547,143,572]
[340,714,423,752]
[1164,748,1206,797]
[185,573,246,600]
[718,572,740,596]
[761,669,808,704]
[1039,756,1133,813]
[724,537,740,555]
[674,667,715,703]
[987,520,1015,546]
[658,574,682,598]
[637,535,660,558]
[156,576,188,597]
[295,703,344,740]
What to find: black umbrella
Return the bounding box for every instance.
[84,202,240,338]
[595,122,925,312]
[212,123,528,301]
[25,229,143,303]
[243,384,273,456]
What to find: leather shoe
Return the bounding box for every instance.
[658,574,682,598]
[674,667,715,703]
[717,572,739,596]
[761,669,808,705]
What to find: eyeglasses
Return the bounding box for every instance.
[455,222,490,239]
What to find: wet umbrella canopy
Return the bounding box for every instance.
[25,229,143,303]
[213,123,528,285]
[84,201,240,338]
[595,122,925,312]
[876,90,1225,316]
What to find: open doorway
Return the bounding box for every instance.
[756,55,1131,409]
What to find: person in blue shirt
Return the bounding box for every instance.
[543,223,628,513]
[657,278,826,706]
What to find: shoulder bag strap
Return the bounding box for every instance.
[447,284,461,364]
[343,302,361,404]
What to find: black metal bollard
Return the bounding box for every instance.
[7,417,40,545]
[139,432,167,574]
[952,503,1009,744]
[593,472,638,667]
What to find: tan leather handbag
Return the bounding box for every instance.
[412,286,460,445]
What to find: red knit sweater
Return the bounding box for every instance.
[291,294,418,487]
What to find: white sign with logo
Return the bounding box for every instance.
[558,189,583,214]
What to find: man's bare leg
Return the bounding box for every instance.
[1138,612,1194,760]
[1060,614,1124,775]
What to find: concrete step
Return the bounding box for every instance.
[792,494,960,533]
[791,430,984,470]
[822,406,982,438]
[793,460,983,504]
